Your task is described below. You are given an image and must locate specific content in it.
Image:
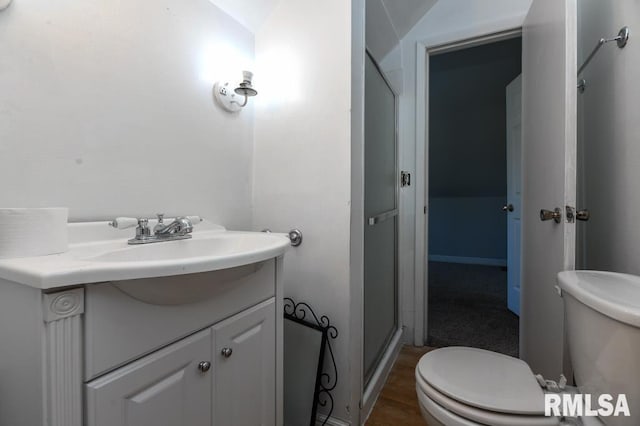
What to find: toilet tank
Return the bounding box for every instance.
[559,271,640,426]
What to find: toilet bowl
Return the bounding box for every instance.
[416,271,640,426]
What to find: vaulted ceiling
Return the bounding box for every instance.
[208,0,279,33]
[366,0,438,61]
[208,0,438,62]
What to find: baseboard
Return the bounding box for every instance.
[315,413,351,426]
[360,328,404,423]
[428,255,507,267]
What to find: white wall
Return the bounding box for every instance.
[578,0,640,274]
[0,0,255,228]
[253,0,354,423]
[366,0,399,63]
[379,0,532,342]
[208,0,278,33]
[429,197,507,263]
[365,0,438,66]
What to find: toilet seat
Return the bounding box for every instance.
[417,387,484,426]
[416,347,559,426]
[416,368,558,425]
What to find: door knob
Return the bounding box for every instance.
[198,361,211,373]
[540,208,562,223]
[502,204,514,212]
[221,347,233,358]
[576,209,590,221]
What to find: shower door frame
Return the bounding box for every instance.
[361,49,403,419]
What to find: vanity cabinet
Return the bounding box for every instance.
[0,256,284,426]
[86,299,276,426]
[86,329,213,426]
[0,221,288,426]
[213,299,276,426]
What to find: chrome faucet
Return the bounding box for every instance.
[153,214,194,236]
[110,214,201,245]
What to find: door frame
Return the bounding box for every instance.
[414,28,523,346]
[360,49,405,420]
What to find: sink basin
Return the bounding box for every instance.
[0,220,290,289]
[83,233,270,263]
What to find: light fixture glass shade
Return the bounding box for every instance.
[235,71,258,97]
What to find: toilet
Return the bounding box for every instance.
[416,271,640,426]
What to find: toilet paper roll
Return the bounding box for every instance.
[0,208,69,259]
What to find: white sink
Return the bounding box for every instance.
[83,234,271,263]
[0,220,290,289]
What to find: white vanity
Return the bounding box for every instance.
[0,220,289,426]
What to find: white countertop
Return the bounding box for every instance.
[0,220,290,289]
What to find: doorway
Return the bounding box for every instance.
[426,37,522,357]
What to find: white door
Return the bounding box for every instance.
[86,329,212,426]
[213,298,276,426]
[506,75,522,316]
[521,0,577,379]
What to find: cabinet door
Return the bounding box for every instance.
[213,298,276,426]
[86,329,212,426]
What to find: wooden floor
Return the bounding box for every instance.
[365,346,434,426]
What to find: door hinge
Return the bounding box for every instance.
[400,171,411,187]
[424,206,427,215]
[566,206,576,223]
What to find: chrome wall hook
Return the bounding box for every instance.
[577,79,587,93]
[261,228,303,247]
[288,229,303,247]
[615,26,630,48]
[577,26,630,91]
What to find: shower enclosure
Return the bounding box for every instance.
[363,51,398,386]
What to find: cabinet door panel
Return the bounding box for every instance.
[213,298,276,426]
[86,329,212,426]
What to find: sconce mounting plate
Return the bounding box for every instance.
[213,82,243,113]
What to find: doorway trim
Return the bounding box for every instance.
[413,27,523,346]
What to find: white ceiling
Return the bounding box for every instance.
[366,0,438,61]
[382,0,438,40]
[208,0,279,33]
[208,0,438,61]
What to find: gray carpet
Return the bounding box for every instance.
[427,261,519,357]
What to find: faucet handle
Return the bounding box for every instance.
[136,218,151,238]
[109,217,139,229]
[156,213,165,224]
[185,216,202,224]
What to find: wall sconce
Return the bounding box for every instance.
[0,0,12,11]
[213,71,258,113]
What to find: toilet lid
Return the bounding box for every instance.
[417,347,546,415]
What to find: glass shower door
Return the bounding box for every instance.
[363,53,398,385]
